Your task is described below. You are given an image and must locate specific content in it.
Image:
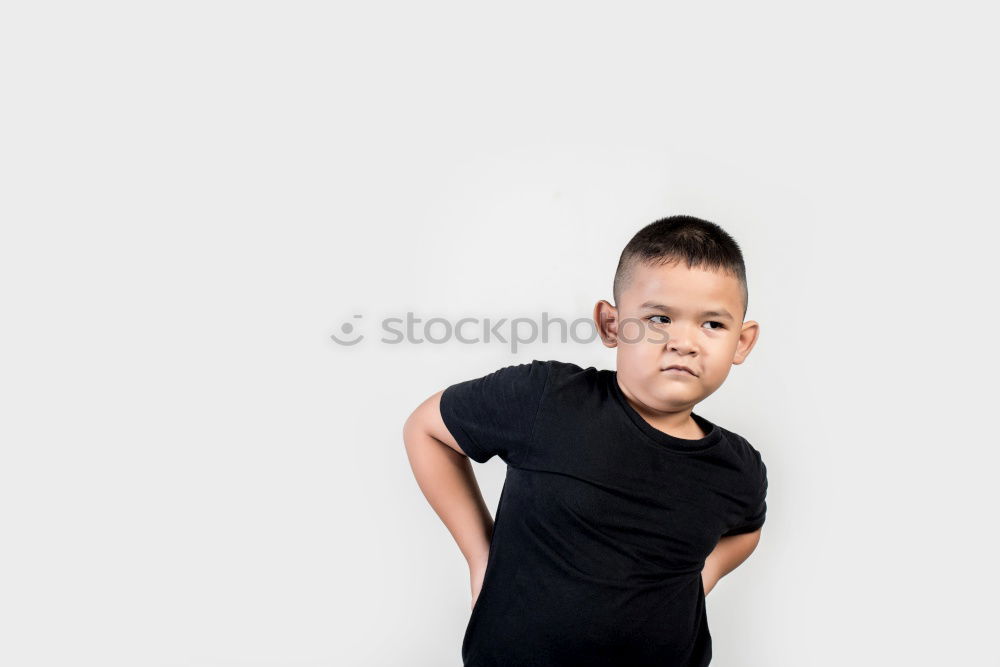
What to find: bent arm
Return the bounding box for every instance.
[402,390,494,568]
[701,528,762,595]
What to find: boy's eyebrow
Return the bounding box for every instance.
[638,302,735,321]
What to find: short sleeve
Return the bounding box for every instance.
[722,450,768,537]
[439,359,552,465]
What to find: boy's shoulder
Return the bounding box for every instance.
[526,358,591,373]
[522,358,610,399]
[710,423,768,498]
[528,357,604,381]
[719,425,767,468]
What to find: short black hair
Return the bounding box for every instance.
[613,215,749,318]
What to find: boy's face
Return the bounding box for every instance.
[594,260,759,414]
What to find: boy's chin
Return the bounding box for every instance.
[647,388,702,410]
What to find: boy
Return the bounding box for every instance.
[403,215,768,666]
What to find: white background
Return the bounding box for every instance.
[2,2,998,666]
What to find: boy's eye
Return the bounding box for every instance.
[647,315,725,330]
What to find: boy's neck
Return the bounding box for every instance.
[616,378,706,439]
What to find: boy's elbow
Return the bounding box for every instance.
[403,391,463,456]
[403,408,424,446]
[735,527,763,559]
[402,395,439,446]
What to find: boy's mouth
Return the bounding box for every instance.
[662,365,697,377]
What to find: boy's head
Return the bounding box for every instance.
[594,215,760,417]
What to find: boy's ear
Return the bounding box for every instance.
[593,300,619,348]
[732,320,761,364]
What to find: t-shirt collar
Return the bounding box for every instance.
[607,370,724,453]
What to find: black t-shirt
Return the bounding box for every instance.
[440,359,768,667]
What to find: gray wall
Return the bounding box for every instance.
[2,3,996,666]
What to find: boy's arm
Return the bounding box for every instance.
[403,390,494,578]
[701,528,763,595]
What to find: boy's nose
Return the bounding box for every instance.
[665,330,696,353]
